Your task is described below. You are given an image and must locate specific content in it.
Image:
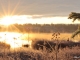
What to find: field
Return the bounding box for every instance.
[22,33,80,42]
[0,45,80,60]
[0,32,80,60]
[0,0,80,60]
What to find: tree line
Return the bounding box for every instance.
[0,24,79,33]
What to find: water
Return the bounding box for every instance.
[0,32,77,48]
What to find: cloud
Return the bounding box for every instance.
[0,0,80,17]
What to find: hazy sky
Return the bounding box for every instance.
[0,0,80,24]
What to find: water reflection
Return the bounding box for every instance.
[0,32,74,49]
[0,32,32,48]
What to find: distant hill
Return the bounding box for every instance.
[0,24,79,33]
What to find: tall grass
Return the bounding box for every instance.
[0,46,80,60]
[0,32,80,60]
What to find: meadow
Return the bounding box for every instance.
[22,32,80,42]
[0,42,80,60]
[0,32,80,60]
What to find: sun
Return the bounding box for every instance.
[0,16,15,26]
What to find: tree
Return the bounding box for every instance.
[68,12,80,22]
[68,12,80,38]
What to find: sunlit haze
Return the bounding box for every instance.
[0,0,80,49]
[0,15,80,25]
[0,0,80,25]
[0,32,32,48]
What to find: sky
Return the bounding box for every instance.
[0,0,80,24]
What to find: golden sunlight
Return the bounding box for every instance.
[0,16,15,25]
[0,15,32,25]
[0,15,80,25]
[0,32,32,48]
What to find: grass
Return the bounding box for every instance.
[0,46,80,60]
[0,40,80,60]
[23,32,80,42]
[0,32,80,60]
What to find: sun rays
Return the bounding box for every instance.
[0,0,80,49]
[0,0,24,25]
[0,16,15,26]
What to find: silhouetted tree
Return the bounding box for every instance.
[68,12,80,38]
[68,12,80,22]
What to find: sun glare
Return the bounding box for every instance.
[0,32,32,48]
[0,15,79,26]
[0,16,15,26]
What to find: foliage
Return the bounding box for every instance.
[68,12,80,38]
[68,12,80,22]
[0,24,78,33]
[71,30,80,38]
[0,43,80,60]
